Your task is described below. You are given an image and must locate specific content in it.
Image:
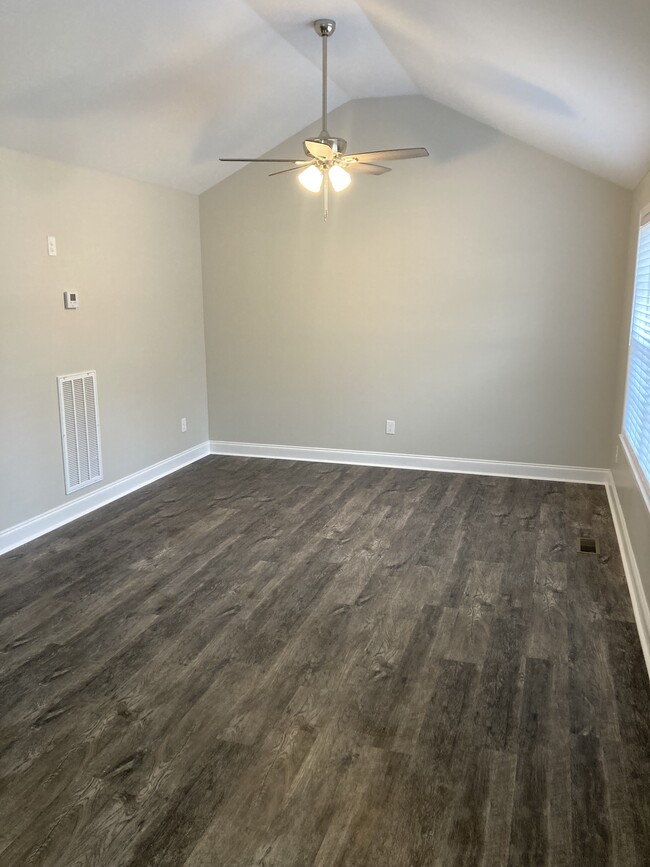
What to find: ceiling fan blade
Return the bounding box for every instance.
[346,162,391,175]
[347,147,429,162]
[304,139,334,160]
[219,158,308,164]
[268,162,315,177]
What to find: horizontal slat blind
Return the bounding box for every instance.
[624,219,650,491]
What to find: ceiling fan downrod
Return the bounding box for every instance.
[314,19,335,141]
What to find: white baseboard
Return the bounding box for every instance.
[5,435,646,678]
[0,442,210,555]
[209,440,609,485]
[212,439,650,674]
[606,473,650,677]
[5,435,647,678]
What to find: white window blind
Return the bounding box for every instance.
[623,213,650,496]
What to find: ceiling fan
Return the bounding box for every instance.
[220,19,429,220]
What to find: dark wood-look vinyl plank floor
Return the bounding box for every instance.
[1,456,649,866]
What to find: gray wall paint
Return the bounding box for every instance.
[0,146,208,532]
[200,95,630,468]
[612,169,650,600]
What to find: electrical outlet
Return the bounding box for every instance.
[181,417,187,433]
[47,236,57,256]
[385,419,396,435]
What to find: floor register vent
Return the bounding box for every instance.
[578,537,600,555]
[57,371,103,494]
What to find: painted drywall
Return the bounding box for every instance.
[611,168,650,599]
[0,146,208,532]
[200,95,630,468]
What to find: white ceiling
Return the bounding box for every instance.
[1,0,648,193]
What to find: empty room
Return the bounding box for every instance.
[1,1,650,865]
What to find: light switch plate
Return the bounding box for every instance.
[64,291,78,309]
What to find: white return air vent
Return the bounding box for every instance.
[57,371,103,494]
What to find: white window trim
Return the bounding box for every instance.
[620,432,650,515]
[620,202,650,516]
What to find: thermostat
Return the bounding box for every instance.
[64,291,79,309]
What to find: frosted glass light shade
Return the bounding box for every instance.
[329,164,351,191]
[298,165,323,192]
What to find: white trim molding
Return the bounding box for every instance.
[620,433,650,516]
[0,442,210,555]
[209,440,609,484]
[4,435,646,680]
[211,439,649,675]
[606,473,650,677]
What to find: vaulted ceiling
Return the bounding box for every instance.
[1,0,649,193]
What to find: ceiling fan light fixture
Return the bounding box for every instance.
[329,164,351,192]
[219,19,428,220]
[298,164,323,193]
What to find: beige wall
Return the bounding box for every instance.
[611,169,650,600]
[0,147,208,532]
[1,96,640,547]
[200,95,630,468]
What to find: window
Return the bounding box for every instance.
[623,208,650,504]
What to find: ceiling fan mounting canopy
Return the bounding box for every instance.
[313,19,336,38]
[219,17,429,219]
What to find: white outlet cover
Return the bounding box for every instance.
[386,419,396,434]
